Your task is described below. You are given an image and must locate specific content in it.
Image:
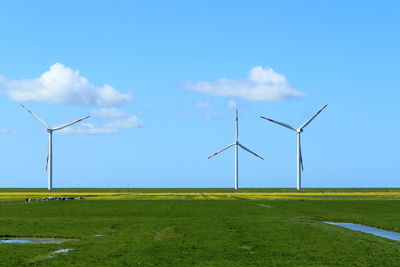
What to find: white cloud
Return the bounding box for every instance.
[182,66,305,101]
[178,110,190,117]
[227,100,238,109]
[194,101,211,109]
[0,128,18,135]
[200,112,217,120]
[1,63,132,106]
[60,108,142,134]
[0,75,6,84]
[91,107,125,118]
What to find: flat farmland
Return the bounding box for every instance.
[1,189,400,266]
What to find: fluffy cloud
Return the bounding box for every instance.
[200,112,217,120]
[0,128,18,135]
[1,63,132,106]
[182,66,305,101]
[227,100,238,109]
[60,108,142,134]
[194,101,211,109]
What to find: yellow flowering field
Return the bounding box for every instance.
[2,191,400,201]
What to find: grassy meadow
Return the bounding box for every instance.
[1,189,400,266]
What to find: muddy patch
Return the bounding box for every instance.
[155,227,181,241]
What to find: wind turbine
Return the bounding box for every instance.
[21,104,90,191]
[208,110,264,190]
[260,105,327,191]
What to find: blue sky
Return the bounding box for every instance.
[0,1,399,188]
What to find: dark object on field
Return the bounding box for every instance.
[24,196,83,202]
[40,197,75,201]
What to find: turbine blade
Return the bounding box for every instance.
[300,154,304,171]
[20,104,49,129]
[236,110,239,140]
[260,116,296,131]
[208,143,235,159]
[45,137,49,171]
[52,116,90,131]
[238,143,264,160]
[299,139,304,171]
[299,104,328,130]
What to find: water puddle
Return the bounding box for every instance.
[257,204,271,208]
[0,237,77,244]
[52,248,75,254]
[0,239,34,244]
[325,222,400,241]
[93,234,104,237]
[45,248,76,259]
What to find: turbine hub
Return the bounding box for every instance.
[297,128,303,133]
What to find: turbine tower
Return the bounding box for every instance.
[21,104,90,190]
[208,110,264,190]
[260,105,327,191]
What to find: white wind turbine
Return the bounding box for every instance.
[21,104,90,190]
[260,105,327,191]
[208,110,264,190]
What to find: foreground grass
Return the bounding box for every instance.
[0,192,400,266]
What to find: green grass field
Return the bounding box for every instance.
[1,189,400,266]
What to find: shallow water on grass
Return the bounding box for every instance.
[0,238,61,244]
[325,222,400,241]
[52,249,75,254]
[0,239,33,244]
[0,238,77,244]
[257,203,271,208]
[46,249,76,259]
